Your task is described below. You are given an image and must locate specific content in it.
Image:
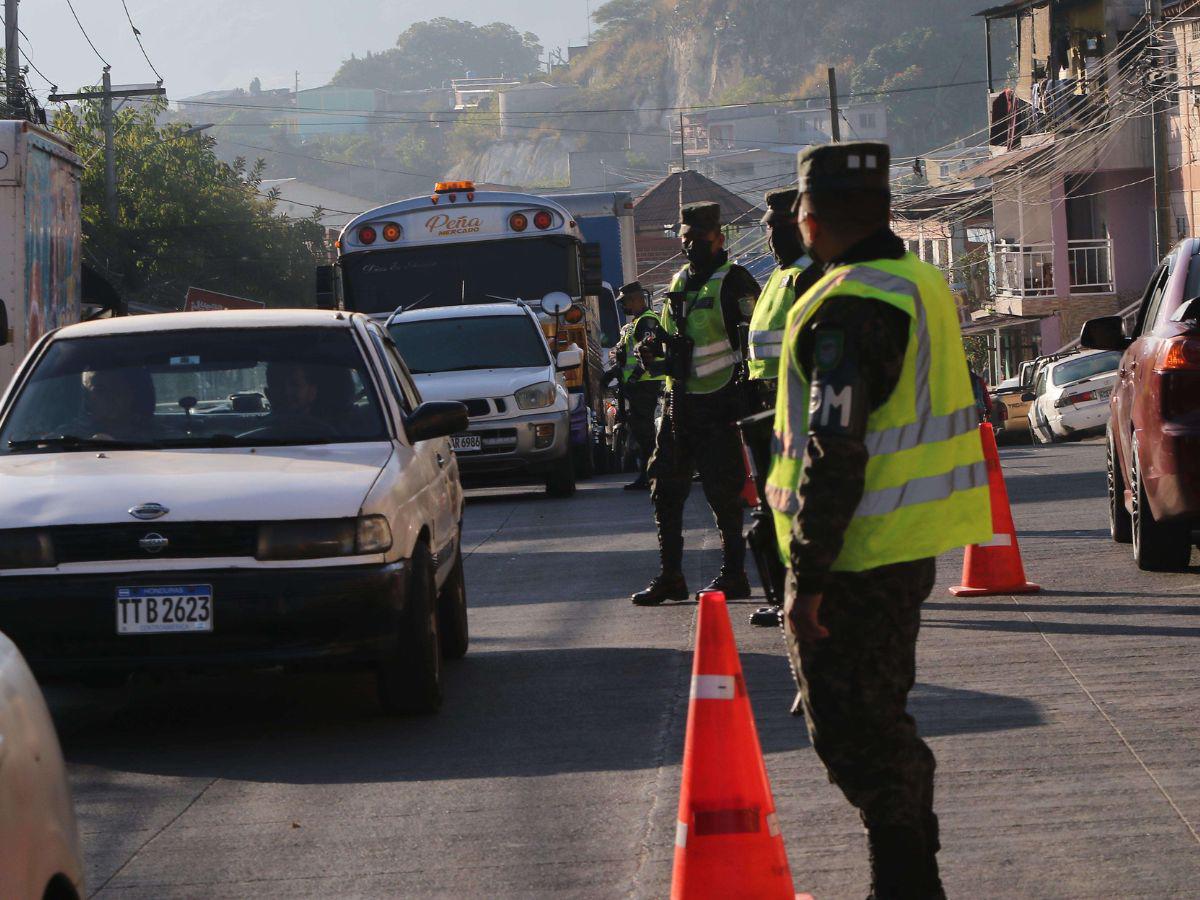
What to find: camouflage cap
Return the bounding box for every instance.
[617,280,645,297]
[679,201,721,236]
[795,142,891,196]
[760,187,800,226]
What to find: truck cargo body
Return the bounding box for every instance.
[0,122,83,393]
[547,191,638,289]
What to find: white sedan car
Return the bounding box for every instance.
[0,631,85,900]
[0,310,468,714]
[1028,349,1123,443]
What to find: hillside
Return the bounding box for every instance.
[564,0,994,155]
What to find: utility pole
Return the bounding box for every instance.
[4,0,21,117]
[50,75,166,224]
[679,110,686,172]
[1148,0,1173,258]
[828,67,842,142]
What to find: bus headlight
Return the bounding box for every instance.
[515,381,557,410]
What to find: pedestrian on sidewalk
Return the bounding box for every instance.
[765,142,992,898]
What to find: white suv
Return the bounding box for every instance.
[386,301,581,497]
[0,310,468,714]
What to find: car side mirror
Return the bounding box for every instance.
[1021,392,1036,403]
[1079,315,1129,352]
[0,300,8,347]
[556,347,584,370]
[405,401,469,443]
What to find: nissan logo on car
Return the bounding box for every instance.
[138,533,169,554]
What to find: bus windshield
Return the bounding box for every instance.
[342,235,581,314]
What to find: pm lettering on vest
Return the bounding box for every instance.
[812,383,853,430]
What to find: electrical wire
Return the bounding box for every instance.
[63,0,110,68]
[119,0,164,84]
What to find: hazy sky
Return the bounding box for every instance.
[18,0,589,101]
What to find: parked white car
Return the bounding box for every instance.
[0,310,469,714]
[0,631,85,900]
[1027,349,1123,443]
[385,299,581,497]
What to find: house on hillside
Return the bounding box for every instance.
[632,170,762,289]
[974,0,1155,377]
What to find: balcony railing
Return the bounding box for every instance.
[1067,238,1115,294]
[994,243,1055,298]
[993,238,1114,298]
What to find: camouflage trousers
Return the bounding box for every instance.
[649,387,746,574]
[785,559,940,862]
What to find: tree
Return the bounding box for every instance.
[52,99,327,309]
[333,18,543,90]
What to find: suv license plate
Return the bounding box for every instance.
[452,435,482,453]
[117,585,213,634]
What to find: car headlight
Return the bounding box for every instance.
[355,515,393,554]
[515,380,557,410]
[0,529,55,569]
[256,516,392,560]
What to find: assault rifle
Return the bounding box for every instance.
[662,290,693,437]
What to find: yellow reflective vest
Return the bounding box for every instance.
[659,263,742,395]
[747,262,804,381]
[765,253,992,572]
[621,310,666,384]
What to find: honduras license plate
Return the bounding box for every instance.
[451,434,482,453]
[117,585,213,634]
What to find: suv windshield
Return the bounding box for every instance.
[389,314,550,374]
[1052,351,1122,386]
[0,327,388,453]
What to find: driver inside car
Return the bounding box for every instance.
[265,361,320,418]
[76,368,157,441]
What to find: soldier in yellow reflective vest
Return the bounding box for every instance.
[631,201,761,605]
[602,281,664,490]
[765,143,992,898]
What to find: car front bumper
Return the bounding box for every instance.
[453,407,570,478]
[0,563,408,677]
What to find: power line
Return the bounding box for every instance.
[63,0,109,68]
[119,0,163,84]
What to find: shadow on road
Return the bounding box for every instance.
[925,617,1200,638]
[1006,470,1106,504]
[56,647,1043,787]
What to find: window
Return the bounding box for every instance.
[858,112,877,129]
[1051,352,1122,386]
[939,163,952,179]
[368,324,421,413]
[0,327,388,452]
[1136,263,1172,337]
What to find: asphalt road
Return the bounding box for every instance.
[46,442,1200,898]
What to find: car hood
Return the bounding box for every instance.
[0,443,392,527]
[413,366,555,401]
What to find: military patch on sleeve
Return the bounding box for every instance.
[738,295,756,317]
[813,329,844,371]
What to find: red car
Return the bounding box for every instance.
[1081,239,1200,570]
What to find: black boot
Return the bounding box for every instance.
[632,573,689,606]
[623,475,650,491]
[700,567,751,600]
[749,606,782,627]
[866,825,933,900]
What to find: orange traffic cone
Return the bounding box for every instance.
[671,591,804,900]
[949,423,1040,596]
[739,443,761,509]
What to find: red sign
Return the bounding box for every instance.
[183,287,267,312]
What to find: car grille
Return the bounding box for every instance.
[459,398,510,418]
[50,522,259,564]
[474,428,519,454]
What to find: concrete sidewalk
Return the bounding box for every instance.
[673,442,1200,898]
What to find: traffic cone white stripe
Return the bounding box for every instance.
[980,532,1013,548]
[690,674,736,700]
[676,821,689,848]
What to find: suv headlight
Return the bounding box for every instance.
[0,529,55,569]
[256,516,392,560]
[515,380,557,410]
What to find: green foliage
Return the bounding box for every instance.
[333,18,543,90]
[962,335,990,375]
[52,100,327,309]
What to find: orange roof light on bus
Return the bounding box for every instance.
[434,181,475,194]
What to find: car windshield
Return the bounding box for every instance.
[0,327,389,453]
[1052,351,1122,386]
[342,236,581,313]
[388,315,550,374]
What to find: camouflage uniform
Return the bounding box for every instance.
[782,226,946,899]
